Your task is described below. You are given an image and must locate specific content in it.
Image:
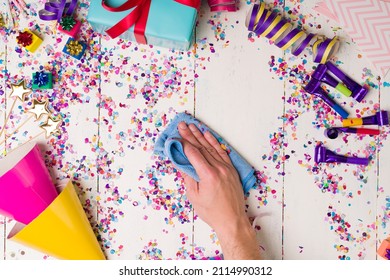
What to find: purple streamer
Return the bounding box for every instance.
[39,0,78,22]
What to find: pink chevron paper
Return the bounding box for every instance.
[314,0,390,77]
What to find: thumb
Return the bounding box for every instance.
[182,172,198,203]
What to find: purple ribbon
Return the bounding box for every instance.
[254,11,278,36]
[39,0,78,22]
[292,33,315,56]
[313,38,332,63]
[247,4,259,32]
[247,3,337,63]
[385,249,390,260]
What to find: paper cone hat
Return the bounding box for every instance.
[0,143,58,225]
[8,180,105,260]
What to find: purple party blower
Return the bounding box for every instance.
[304,79,349,119]
[342,111,389,127]
[360,111,389,126]
[311,64,352,97]
[325,61,369,102]
[314,144,369,165]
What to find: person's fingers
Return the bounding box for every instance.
[179,123,219,166]
[204,130,233,165]
[178,122,202,148]
[187,124,224,162]
[181,140,212,179]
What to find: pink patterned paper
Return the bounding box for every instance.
[314,0,390,77]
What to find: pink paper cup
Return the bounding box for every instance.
[0,143,58,224]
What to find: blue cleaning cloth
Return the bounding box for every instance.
[154,113,256,193]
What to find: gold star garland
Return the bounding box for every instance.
[0,14,5,28]
[0,80,62,147]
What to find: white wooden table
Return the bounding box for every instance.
[0,0,389,260]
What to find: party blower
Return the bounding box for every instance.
[311,64,352,97]
[0,143,105,260]
[342,110,389,127]
[314,144,369,165]
[0,143,58,225]
[325,62,369,103]
[304,79,349,119]
[325,127,380,139]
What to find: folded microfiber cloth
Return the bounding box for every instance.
[154,112,256,194]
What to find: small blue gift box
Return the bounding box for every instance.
[62,38,87,60]
[87,0,198,51]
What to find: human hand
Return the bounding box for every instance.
[177,122,260,259]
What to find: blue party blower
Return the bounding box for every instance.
[154,113,257,194]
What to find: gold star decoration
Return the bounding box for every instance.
[40,116,62,138]
[10,80,32,101]
[0,14,5,28]
[28,99,50,120]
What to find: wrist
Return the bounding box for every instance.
[217,216,254,241]
[215,215,260,257]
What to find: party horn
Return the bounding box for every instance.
[0,143,58,225]
[304,79,349,119]
[377,238,390,260]
[325,61,369,102]
[314,144,369,165]
[311,64,352,97]
[8,180,106,260]
[342,111,389,127]
[325,127,380,139]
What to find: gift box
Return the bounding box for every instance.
[17,29,43,53]
[87,0,199,51]
[63,38,87,60]
[58,17,82,38]
[32,72,53,90]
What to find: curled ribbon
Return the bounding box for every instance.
[102,0,201,43]
[247,3,339,63]
[39,0,78,22]
[208,0,238,12]
[386,249,390,260]
[33,72,49,87]
[60,16,76,30]
[17,31,33,47]
[66,40,83,56]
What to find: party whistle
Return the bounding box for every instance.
[314,144,369,165]
[304,79,349,119]
[325,127,380,139]
[325,61,369,102]
[342,111,389,127]
[311,64,352,97]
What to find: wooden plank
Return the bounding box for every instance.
[97,38,195,259]
[283,0,378,259]
[2,1,101,259]
[194,2,285,259]
[0,18,6,260]
[377,75,390,260]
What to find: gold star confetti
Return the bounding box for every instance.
[40,116,62,138]
[28,99,50,120]
[10,80,32,101]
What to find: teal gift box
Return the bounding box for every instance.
[87,0,198,51]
